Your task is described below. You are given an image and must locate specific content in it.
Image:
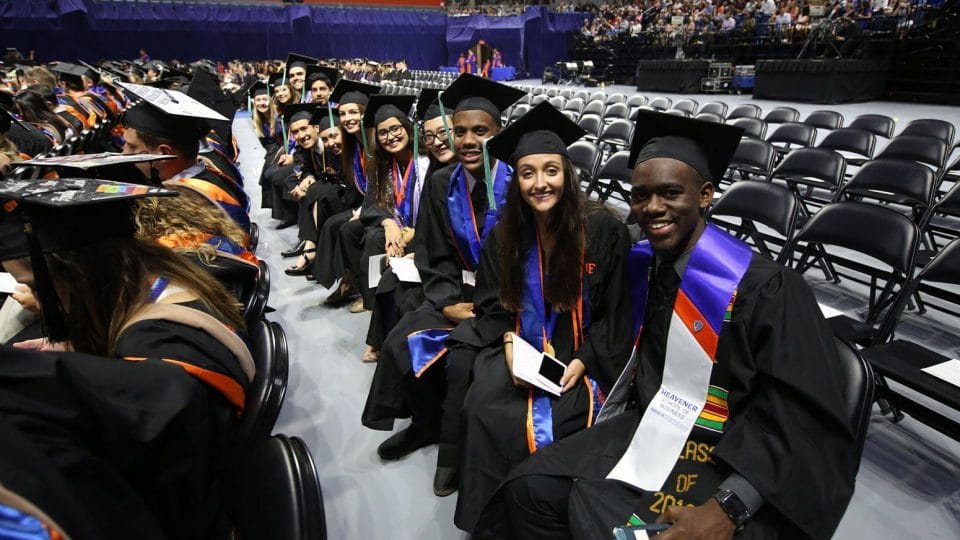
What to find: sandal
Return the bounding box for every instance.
[361,346,380,363]
[284,249,316,276]
[348,297,367,313]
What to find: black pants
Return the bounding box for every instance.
[503,474,574,540]
[437,346,480,469]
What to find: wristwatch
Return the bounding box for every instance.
[713,489,751,529]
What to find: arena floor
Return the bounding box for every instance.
[239,83,960,539]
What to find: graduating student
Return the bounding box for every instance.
[264,103,319,237]
[452,104,633,534]
[283,108,347,276]
[314,79,380,305]
[249,81,283,160]
[51,63,104,129]
[305,65,339,106]
[119,84,251,240]
[360,88,460,361]
[500,112,859,540]
[0,179,254,539]
[352,94,431,359]
[284,52,318,100]
[361,74,524,479]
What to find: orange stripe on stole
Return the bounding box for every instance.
[674,290,719,359]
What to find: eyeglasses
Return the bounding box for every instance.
[422,128,450,145]
[376,124,405,139]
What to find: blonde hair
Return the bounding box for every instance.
[252,99,279,139]
[134,189,248,264]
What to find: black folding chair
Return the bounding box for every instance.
[577,114,603,143]
[648,96,672,111]
[803,110,845,131]
[834,337,878,461]
[626,94,648,109]
[787,201,920,344]
[899,118,955,148]
[228,435,326,540]
[862,237,960,441]
[579,99,605,119]
[728,117,768,140]
[721,138,778,190]
[587,150,633,204]
[849,114,896,139]
[237,320,289,449]
[768,147,847,218]
[708,180,799,262]
[602,102,630,124]
[567,140,602,190]
[597,120,633,153]
[699,101,728,119]
[767,122,817,159]
[817,127,876,169]
[762,106,800,125]
[672,98,698,115]
[727,103,762,120]
[875,134,949,172]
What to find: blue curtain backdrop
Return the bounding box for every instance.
[0,1,586,75]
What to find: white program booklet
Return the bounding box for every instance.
[367,254,387,289]
[510,334,567,397]
[922,359,960,389]
[389,256,422,283]
[0,273,19,294]
[818,303,845,319]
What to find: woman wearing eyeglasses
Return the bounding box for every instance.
[352,95,431,362]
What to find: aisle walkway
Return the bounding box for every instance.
[235,84,960,537]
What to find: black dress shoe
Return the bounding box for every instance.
[377,425,439,461]
[323,284,357,307]
[433,466,459,497]
[276,220,296,230]
[281,240,307,258]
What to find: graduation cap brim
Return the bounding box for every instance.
[416,88,443,120]
[329,79,381,106]
[439,73,526,119]
[283,103,320,126]
[268,73,286,88]
[362,94,416,127]
[305,65,339,86]
[119,82,228,123]
[246,81,269,98]
[186,68,237,139]
[486,102,587,165]
[77,60,102,83]
[285,53,319,73]
[17,152,176,170]
[628,111,745,182]
[119,82,228,143]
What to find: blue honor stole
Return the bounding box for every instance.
[520,230,603,453]
[352,141,368,196]
[445,162,511,272]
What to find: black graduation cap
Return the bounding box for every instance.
[76,61,102,85]
[362,94,415,127]
[0,177,177,340]
[283,103,320,126]
[268,72,286,88]
[247,81,269,98]
[306,65,339,87]
[51,63,87,87]
[187,68,236,140]
[312,111,339,132]
[628,111,745,182]
[118,82,229,147]
[415,88,444,121]
[487,103,586,165]
[285,53,319,75]
[143,77,186,90]
[439,73,526,122]
[329,79,381,107]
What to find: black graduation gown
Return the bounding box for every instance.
[298,148,345,243]
[314,159,367,288]
[0,311,246,540]
[453,209,633,534]
[502,255,859,540]
[361,162,490,430]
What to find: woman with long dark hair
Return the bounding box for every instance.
[314,80,381,305]
[0,180,253,539]
[353,95,431,361]
[450,104,632,535]
[14,88,73,143]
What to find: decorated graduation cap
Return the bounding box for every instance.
[283,103,319,126]
[0,177,177,340]
[628,111,744,182]
[118,82,230,147]
[362,94,415,127]
[329,79,381,108]
[439,73,526,123]
[487,102,586,166]
[285,53,318,75]
[415,88,444,121]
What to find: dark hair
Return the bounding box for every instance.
[136,129,199,162]
[370,115,416,212]
[497,156,586,313]
[14,89,69,140]
[338,103,372,191]
[46,236,244,357]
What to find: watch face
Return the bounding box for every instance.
[715,490,750,526]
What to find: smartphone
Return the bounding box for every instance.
[538,354,566,387]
